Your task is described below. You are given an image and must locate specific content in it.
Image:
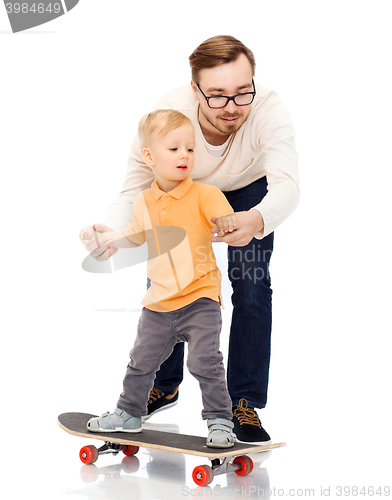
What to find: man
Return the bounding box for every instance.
[80,35,299,443]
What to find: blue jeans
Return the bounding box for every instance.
[154,176,274,409]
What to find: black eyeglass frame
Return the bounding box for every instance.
[195,79,256,109]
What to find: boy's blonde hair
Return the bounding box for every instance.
[138,109,193,149]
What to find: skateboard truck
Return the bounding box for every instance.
[211,457,245,476]
[96,441,139,457]
[80,441,139,465]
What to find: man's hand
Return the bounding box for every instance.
[79,223,116,261]
[211,210,264,247]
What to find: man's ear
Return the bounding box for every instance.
[142,148,154,167]
[190,80,200,101]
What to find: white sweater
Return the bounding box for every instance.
[105,83,300,238]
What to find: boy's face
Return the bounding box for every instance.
[143,124,195,192]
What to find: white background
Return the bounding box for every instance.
[1,1,391,499]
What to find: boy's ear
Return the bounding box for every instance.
[142,148,154,167]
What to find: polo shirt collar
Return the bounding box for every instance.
[151,176,193,200]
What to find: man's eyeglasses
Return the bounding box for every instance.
[195,79,256,109]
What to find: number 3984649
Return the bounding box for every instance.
[5,3,62,14]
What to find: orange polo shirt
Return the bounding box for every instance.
[123,177,233,312]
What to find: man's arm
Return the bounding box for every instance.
[213,90,299,246]
[252,88,300,237]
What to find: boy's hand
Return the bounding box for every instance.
[212,213,237,237]
[210,210,264,247]
[79,223,116,261]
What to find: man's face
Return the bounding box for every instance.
[191,53,255,140]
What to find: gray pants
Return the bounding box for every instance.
[117,298,232,420]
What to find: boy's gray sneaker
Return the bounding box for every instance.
[87,408,142,433]
[206,418,236,448]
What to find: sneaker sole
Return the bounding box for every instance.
[206,442,235,449]
[88,426,143,433]
[142,400,179,422]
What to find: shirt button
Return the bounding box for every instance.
[162,210,166,215]
[162,195,167,200]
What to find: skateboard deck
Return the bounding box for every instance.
[58,412,286,486]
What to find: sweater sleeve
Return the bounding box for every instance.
[252,90,300,238]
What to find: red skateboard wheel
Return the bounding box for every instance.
[122,445,140,456]
[79,445,99,465]
[233,455,253,476]
[192,464,214,486]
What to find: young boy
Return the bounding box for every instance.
[85,110,237,447]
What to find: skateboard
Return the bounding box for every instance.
[58,412,286,486]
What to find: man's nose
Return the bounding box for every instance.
[223,98,237,113]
